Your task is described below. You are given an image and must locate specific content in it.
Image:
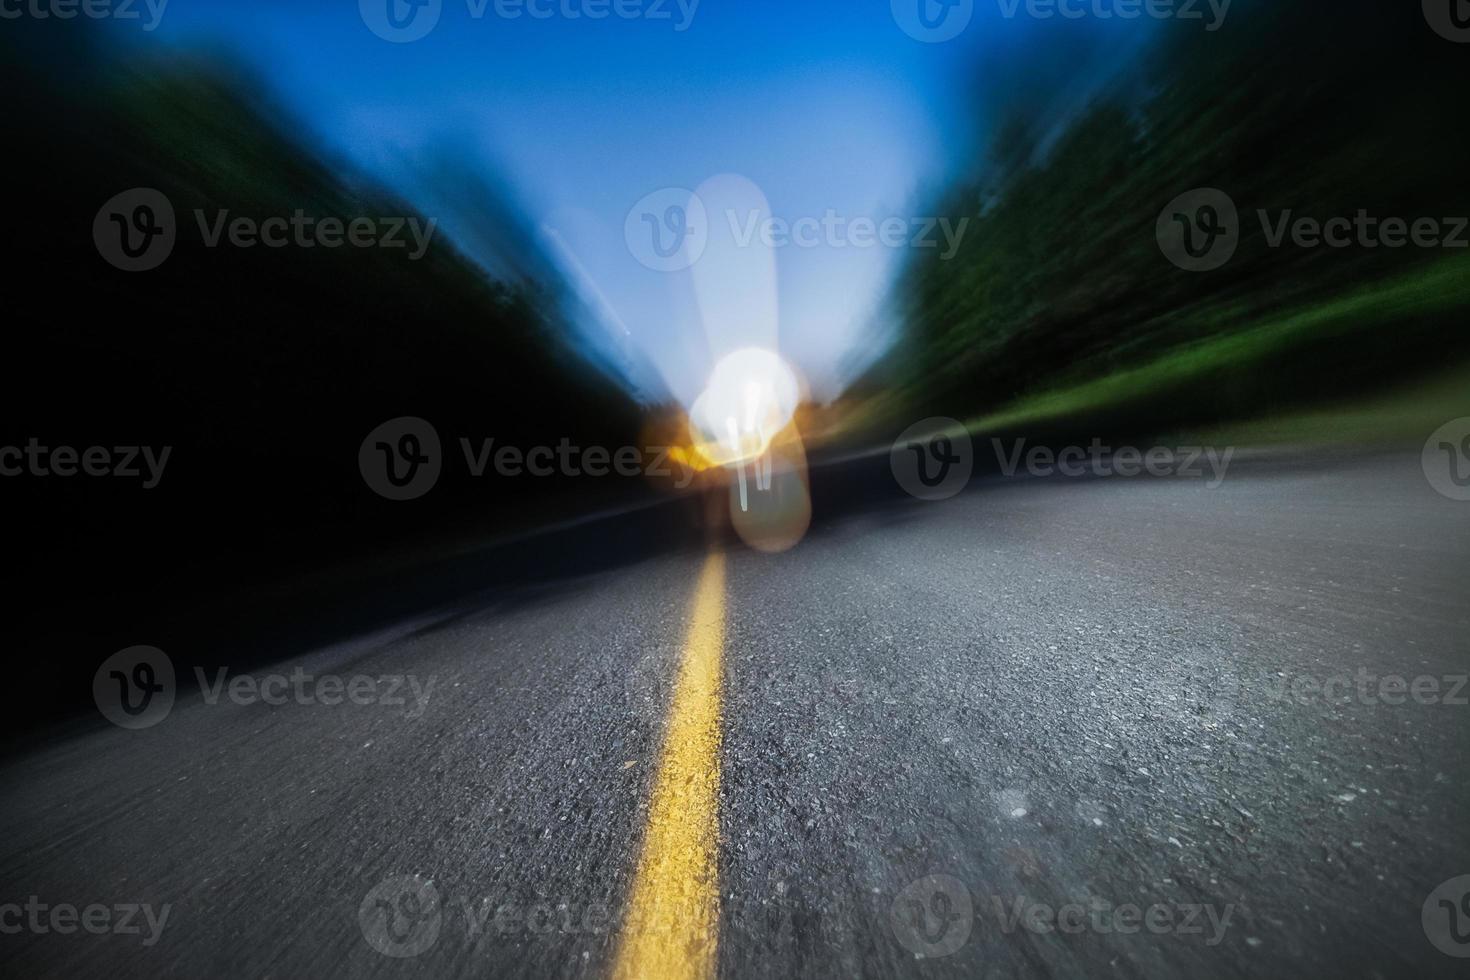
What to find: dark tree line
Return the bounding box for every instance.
[0,21,652,678]
[881,0,1470,428]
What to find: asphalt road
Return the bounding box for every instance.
[2,450,1467,979]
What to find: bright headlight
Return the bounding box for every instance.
[688,348,800,468]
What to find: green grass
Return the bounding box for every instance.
[1176,365,1470,449]
[964,255,1470,441]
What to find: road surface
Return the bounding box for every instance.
[2,450,1467,978]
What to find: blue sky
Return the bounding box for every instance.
[133,0,1150,404]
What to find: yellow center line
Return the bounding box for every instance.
[613,550,727,980]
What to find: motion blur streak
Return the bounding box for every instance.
[613,551,726,980]
[728,427,813,554]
